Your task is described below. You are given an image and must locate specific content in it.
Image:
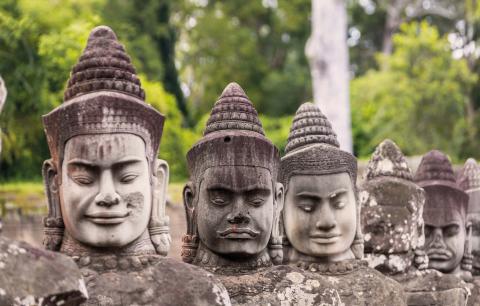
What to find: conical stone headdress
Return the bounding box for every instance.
[43,25,164,166]
[186,82,279,181]
[183,82,281,263]
[279,102,362,259]
[279,102,357,187]
[414,150,468,222]
[414,150,463,191]
[458,158,480,192]
[365,139,413,181]
[458,158,480,214]
[42,26,168,254]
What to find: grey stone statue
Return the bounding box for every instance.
[458,158,480,275]
[185,83,373,305]
[42,25,230,306]
[278,103,406,305]
[0,74,88,305]
[414,150,473,283]
[458,158,480,305]
[361,139,469,305]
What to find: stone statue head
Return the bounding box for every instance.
[279,102,362,263]
[42,26,170,256]
[182,82,284,265]
[414,150,471,279]
[458,158,480,275]
[360,139,426,274]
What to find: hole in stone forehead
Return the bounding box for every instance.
[224,136,231,143]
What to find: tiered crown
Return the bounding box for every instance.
[280,102,357,186]
[365,139,413,181]
[204,83,264,136]
[458,158,480,192]
[64,26,144,101]
[43,26,164,164]
[285,102,338,153]
[414,150,459,189]
[187,82,279,180]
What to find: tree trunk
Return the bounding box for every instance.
[306,0,352,152]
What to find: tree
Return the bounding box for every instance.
[351,22,477,160]
[102,0,189,123]
[306,0,352,152]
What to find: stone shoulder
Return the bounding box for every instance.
[81,256,231,306]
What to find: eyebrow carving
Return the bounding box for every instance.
[296,188,348,199]
[207,183,270,193]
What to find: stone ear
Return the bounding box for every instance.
[269,182,284,265]
[181,182,199,263]
[149,159,171,256]
[42,159,64,251]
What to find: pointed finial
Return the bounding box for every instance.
[365,139,413,181]
[414,150,457,184]
[64,25,144,102]
[458,158,480,192]
[284,102,339,154]
[204,82,264,136]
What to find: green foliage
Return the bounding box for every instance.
[140,76,197,182]
[352,21,477,160]
[260,115,293,155]
[176,0,311,118]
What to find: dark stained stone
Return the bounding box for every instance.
[0,236,88,306]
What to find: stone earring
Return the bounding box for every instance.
[268,237,283,265]
[181,234,199,263]
[42,159,64,251]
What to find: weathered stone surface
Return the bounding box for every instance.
[361,140,468,305]
[392,270,470,306]
[41,25,231,306]
[75,255,230,306]
[219,261,405,306]
[0,236,88,306]
[182,82,287,305]
[414,150,472,282]
[458,158,480,276]
[278,104,406,305]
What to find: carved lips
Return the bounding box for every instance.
[427,248,452,261]
[309,232,341,244]
[85,211,130,225]
[217,227,260,239]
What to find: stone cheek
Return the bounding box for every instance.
[218,264,406,306]
[80,257,231,306]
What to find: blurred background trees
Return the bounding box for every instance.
[0,0,478,182]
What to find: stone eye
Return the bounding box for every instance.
[249,198,265,207]
[333,201,345,209]
[211,197,228,206]
[120,174,138,183]
[73,176,93,185]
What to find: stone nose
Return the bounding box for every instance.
[95,171,121,207]
[226,213,250,224]
[315,204,337,230]
[429,228,445,248]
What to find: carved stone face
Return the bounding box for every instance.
[424,187,466,273]
[284,172,356,261]
[196,166,274,257]
[360,180,424,273]
[469,211,480,272]
[59,133,152,248]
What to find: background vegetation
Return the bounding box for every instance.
[0,0,479,182]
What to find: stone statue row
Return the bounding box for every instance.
[0,25,479,306]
